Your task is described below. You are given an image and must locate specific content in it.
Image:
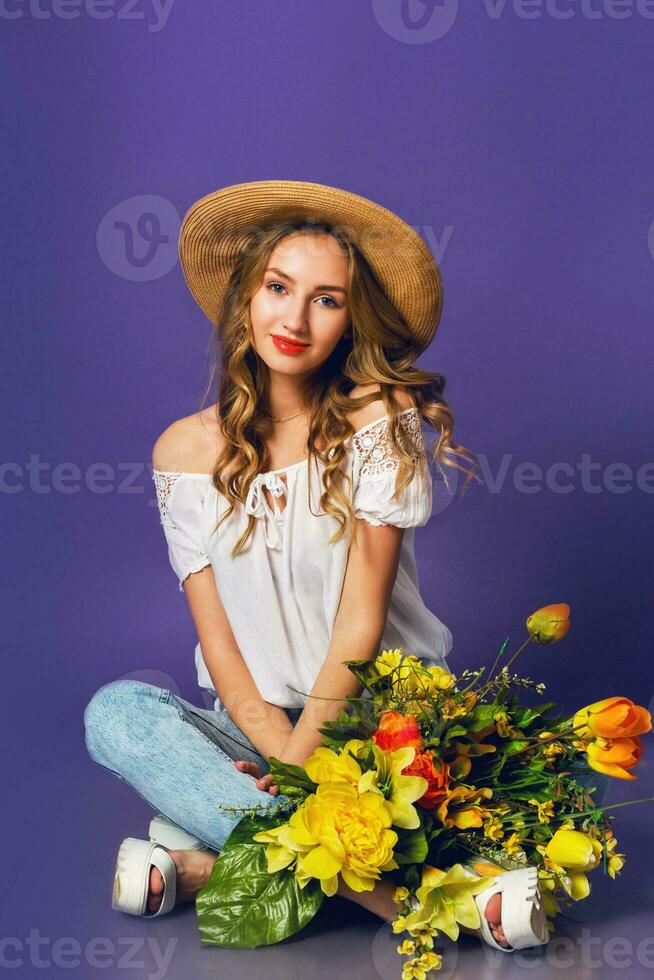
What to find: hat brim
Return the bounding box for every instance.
[178,179,443,354]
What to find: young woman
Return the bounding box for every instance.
[85,180,564,952]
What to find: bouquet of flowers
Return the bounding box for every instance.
[195,603,652,977]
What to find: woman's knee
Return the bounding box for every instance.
[83,679,166,763]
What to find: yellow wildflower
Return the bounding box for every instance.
[527,798,555,824]
[493,709,517,739]
[397,939,417,956]
[441,695,474,720]
[416,951,443,972]
[393,885,410,904]
[604,833,626,879]
[502,832,525,857]
[538,732,566,758]
[483,815,505,841]
[406,924,436,947]
[392,914,409,934]
[402,958,428,980]
[376,648,405,677]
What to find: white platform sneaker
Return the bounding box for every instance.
[111,815,207,918]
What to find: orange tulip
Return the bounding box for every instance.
[403,751,450,810]
[525,603,571,644]
[573,697,652,740]
[372,711,423,753]
[586,735,643,781]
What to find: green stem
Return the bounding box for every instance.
[484,636,510,689]
[476,635,534,699]
[501,796,654,829]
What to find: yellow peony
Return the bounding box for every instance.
[358,743,428,829]
[253,782,399,896]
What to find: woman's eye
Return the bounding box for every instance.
[266,282,339,308]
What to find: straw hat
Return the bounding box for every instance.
[178,179,444,355]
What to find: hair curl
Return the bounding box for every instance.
[197,219,478,558]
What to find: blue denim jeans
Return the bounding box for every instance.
[83,679,302,852]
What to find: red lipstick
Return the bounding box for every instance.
[271,335,310,355]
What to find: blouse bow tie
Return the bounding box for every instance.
[244,472,288,550]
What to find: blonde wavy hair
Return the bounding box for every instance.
[197,218,478,558]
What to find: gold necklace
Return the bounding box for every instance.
[262,409,307,423]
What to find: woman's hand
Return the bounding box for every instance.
[233,759,280,795]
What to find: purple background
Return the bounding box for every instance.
[5,2,653,977]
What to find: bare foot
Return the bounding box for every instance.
[148,848,219,913]
[482,891,509,948]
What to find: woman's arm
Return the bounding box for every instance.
[181,568,295,761]
[278,520,405,767]
[153,417,295,763]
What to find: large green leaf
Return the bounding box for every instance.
[196,815,324,948]
[393,827,429,864]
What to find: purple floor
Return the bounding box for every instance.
[9,732,654,980]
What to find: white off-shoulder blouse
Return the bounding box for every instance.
[152,407,453,710]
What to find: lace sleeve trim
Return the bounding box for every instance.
[152,470,183,527]
[352,407,426,480]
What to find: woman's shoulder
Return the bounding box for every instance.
[152,404,223,474]
[347,383,418,433]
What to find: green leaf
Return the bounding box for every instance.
[393,828,429,865]
[196,814,324,948]
[504,738,530,755]
[512,702,556,728]
[443,724,467,741]
[267,758,317,798]
[465,705,497,733]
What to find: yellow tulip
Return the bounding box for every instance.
[573,696,652,740]
[543,829,602,900]
[525,603,571,644]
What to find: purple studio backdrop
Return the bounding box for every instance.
[4,2,653,978]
